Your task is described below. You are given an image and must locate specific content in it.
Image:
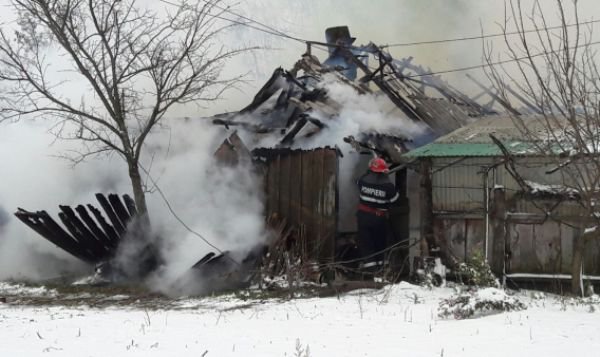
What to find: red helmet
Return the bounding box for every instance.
[369,157,389,173]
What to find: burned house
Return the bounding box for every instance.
[405,114,600,284]
[211,26,504,278]
[14,26,511,288]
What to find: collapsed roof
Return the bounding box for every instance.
[212,26,502,162]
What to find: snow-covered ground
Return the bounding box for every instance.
[1,281,599,356]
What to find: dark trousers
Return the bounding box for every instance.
[356,210,388,265]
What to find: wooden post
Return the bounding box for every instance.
[490,187,507,276]
[419,159,436,257]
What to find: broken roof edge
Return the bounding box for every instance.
[252,146,343,160]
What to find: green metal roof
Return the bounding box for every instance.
[404,143,500,157]
[404,142,535,158]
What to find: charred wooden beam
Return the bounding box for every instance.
[15,209,94,263]
[14,193,139,265]
[280,116,308,145]
[122,195,138,222]
[466,73,521,116]
[75,205,116,251]
[58,211,101,258]
[88,204,120,245]
[504,85,543,114]
[96,193,126,235]
[108,194,131,228]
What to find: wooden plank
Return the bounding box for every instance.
[88,204,121,245]
[532,222,561,274]
[108,194,131,227]
[274,155,281,216]
[289,151,303,228]
[436,219,467,263]
[123,194,138,218]
[279,153,291,220]
[266,158,276,217]
[313,149,325,259]
[59,206,109,257]
[96,193,126,235]
[465,219,485,258]
[15,210,94,263]
[560,223,574,274]
[75,205,115,251]
[516,224,535,272]
[506,223,522,273]
[301,150,314,259]
[320,149,338,262]
[584,231,600,275]
[58,212,98,258]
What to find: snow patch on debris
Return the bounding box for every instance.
[585,226,598,234]
[0,282,57,298]
[525,180,578,196]
[438,287,526,319]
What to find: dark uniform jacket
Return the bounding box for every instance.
[357,172,399,210]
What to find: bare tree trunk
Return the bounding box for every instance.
[128,160,148,220]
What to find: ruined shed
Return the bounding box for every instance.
[254,147,339,263]
[405,115,600,281]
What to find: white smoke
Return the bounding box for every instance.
[140,120,266,294]
[2,0,598,286]
[0,121,128,280]
[0,117,267,288]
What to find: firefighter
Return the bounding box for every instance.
[356,157,398,271]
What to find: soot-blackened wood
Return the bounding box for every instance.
[108,194,131,227]
[15,210,54,242]
[75,205,115,250]
[192,252,216,269]
[123,194,138,218]
[14,210,87,260]
[60,205,109,256]
[39,211,96,262]
[87,204,120,245]
[96,193,126,235]
[58,211,99,258]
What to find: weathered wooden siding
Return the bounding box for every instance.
[262,148,339,262]
[433,217,485,264]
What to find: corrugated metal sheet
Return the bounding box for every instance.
[405,142,535,158]
[430,156,584,215]
[260,147,339,262]
[406,143,501,158]
[431,157,493,212]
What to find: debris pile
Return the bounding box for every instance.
[15,194,136,265]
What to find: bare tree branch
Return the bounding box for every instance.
[0,0,253,218]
